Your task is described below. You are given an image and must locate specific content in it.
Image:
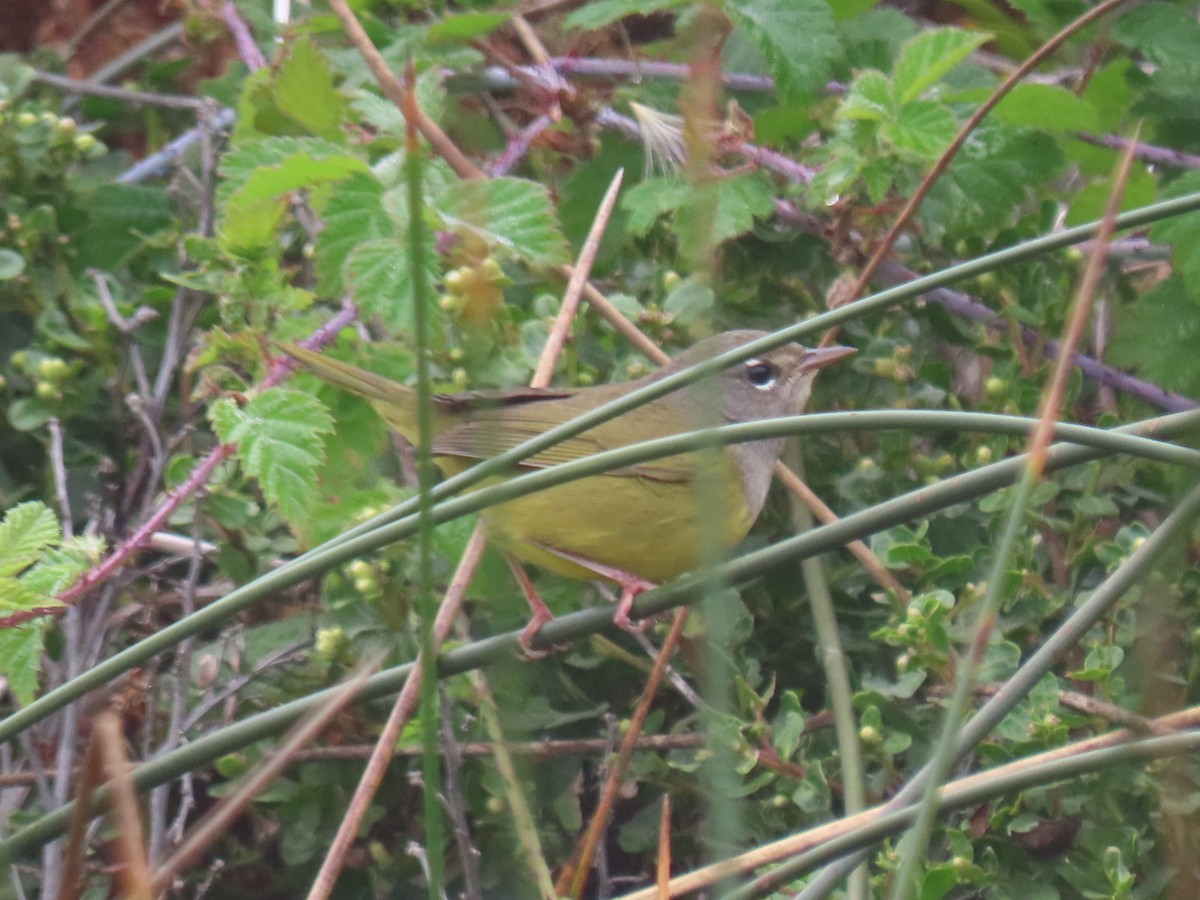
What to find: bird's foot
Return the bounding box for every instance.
[529,543,658,633]
[504,552,566,660]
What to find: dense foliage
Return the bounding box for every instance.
[1,1,1199,897]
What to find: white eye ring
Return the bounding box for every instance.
[745,358,777,390]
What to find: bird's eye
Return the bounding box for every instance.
[744,358,777,389]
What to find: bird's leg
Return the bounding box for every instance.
[529,543,657,632]
[503,552,555,658]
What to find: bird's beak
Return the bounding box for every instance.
[799,345,856,373]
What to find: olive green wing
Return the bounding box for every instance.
[432,392,701,484]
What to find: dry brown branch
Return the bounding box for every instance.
[618,705,1200,898]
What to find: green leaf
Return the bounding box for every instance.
[437,177,568,266]
[273,36,345,141]
[828,0,879,20]
[1112,2,1200,66]
[218,136,354,199]
[621,177,691,236]
[344,236,439,331]
[75,183,174,268]
[0,621,47,705]
[710,172,776,243]
[0,502,60,576]
[0,576,49,610]
[219,142,370,254]
[7,398,53,432]
[953,83,1099,133]
[771,690,807,760]
[425,11,509,44]
[314,172,395,295]
[841,69,894,121]
[565,0,684,31]
[883,100,957,158]
[1110,276,1200,397]
[891,27,989,104]
[1148,172,1200,295]
[0,248,24,279]
[211,389,334,526]
[724,0,842,103]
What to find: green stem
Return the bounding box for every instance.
[3,414,1195,863]
[1,410,1196,750]
[406,106,444,898]
[776,480,1200,900]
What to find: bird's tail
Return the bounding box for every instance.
[281,343,419,440]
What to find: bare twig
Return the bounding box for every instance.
[152,662,378,891]
[621,704,1200,899]
[438,689,482,900]
[219,1,266,72]
[98,714,153,900]
[47,419,73,541]
[556,608,691,897]
[33,71,206,109]
[304,138,624,900]
[0,304,357,631]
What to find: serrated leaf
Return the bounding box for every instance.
[710,172,776,242]
[218,137,353,201]
[314,172,395,295]
[344,236,439,331]
[219,146,370,254]
[0,621,47,705]
[211,389,333,526]
[1112,2,1200,66]
[0,576,49,610]
[19,545,90,599]
[883,100,957,158]
[892,27,989,104]
[0,503,60,577]
[1110,275,1200,397]
[725,0,842,103]
[274,36,345,141]
[841,69,894,121]
[437,178,568,265]
[621,177,691,236]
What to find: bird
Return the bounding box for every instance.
[285,330,853,651]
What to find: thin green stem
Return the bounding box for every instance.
[406,104,444,897]
[3,414,1195,864]
[310,191,1200,558]
[1,410,1196,750]
[719,727,1200,900]
[787,448,866,900]
[781,480,1200,900]
[888,464,1037,900]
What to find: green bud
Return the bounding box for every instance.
[38,357,68,382]
[15,111,37,128]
